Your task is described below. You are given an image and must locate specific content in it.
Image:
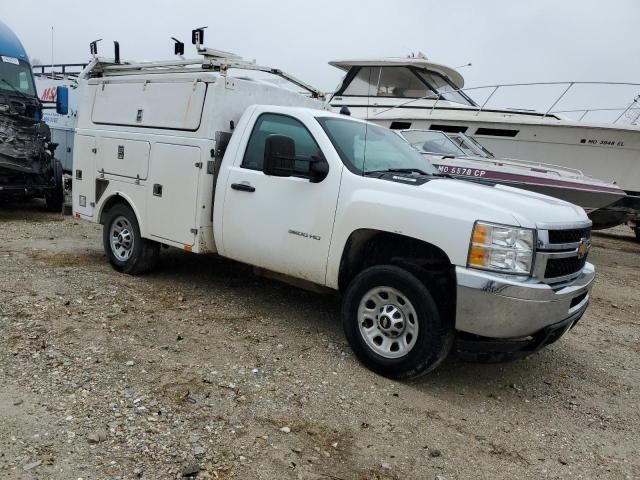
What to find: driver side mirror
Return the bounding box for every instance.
[263,134,296,177]
[55,86,69,115]
[263,134,329,183]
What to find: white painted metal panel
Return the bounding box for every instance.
[72,135,97,218]
[220,108,341,285]
[96,137,150,180]
[145,143,200,245]
[92,81,207,131]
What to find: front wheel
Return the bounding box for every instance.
[103,204,159,274]
[342,265,453,379]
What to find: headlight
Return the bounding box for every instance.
[467,221,535,275]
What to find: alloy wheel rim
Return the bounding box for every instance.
[357,286,419,359]
[109,215,135,261]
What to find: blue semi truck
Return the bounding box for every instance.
[0,20,68,210]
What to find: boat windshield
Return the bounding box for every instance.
[414,70,471,106]
[464,134,495,158]
[338,66,474,106]
[447,133,495,158]
[317,117,439,176]
[0,58,36,97]
[399,130,467,156]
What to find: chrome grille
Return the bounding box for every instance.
[533,222,592,283]
[548,227,591,245]
[544,256,588,278]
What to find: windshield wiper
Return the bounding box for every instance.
[0,77,30,101]
[366,168,431,176]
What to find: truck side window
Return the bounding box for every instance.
[242,113,322,172]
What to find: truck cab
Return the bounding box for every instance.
[73,49,594,379]
[0,21,67,210]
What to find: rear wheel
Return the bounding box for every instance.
[342,265,453,379]
[103,204,159,274]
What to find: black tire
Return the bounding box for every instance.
[342,265,453,379]
[634,227,640,243]
[103,204,159,275]
[44,160,64,212]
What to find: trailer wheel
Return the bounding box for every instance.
[44,160,64,212]
[103,204,159,274]
[342,265,453,379]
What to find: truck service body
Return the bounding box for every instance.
[73,50,595,378]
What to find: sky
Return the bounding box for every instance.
[2,0,640,118]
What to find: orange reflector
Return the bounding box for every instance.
[183,245,193,252]
[74,212,80,219]
[472,223,489,245]
[468,246,488,267]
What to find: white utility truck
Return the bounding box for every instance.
[72,43,595,378]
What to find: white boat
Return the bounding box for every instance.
[327,56,640,235]
[397,129,626,229]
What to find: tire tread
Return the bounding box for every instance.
[342,264,453,379]
[103,204,159,275]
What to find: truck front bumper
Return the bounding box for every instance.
[455,263,595,340]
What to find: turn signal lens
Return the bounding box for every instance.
[472,223,490,245]
[468,245,489,268]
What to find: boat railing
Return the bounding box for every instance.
[375,81,640,125]
[469,156,586,178]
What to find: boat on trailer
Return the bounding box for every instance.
[327,56,640,238]
[397,129,626,230]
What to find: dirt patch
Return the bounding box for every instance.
[0,211,638,479]
[27,249,106,267]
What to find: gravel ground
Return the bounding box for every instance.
[0,200,638,480]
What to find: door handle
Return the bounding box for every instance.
[231,183,255,193]
[153,183,163,197]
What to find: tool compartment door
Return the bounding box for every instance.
[92,81,206,131]
[95,137,150,180]
[72,135,97,218]
[145,143,201,245]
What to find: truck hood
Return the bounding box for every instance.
[423,178,588,228]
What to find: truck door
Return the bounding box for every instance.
[221,113,340,285]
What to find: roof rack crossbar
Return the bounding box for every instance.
[79,50,324,99]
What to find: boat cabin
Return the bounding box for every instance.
[329,58,476,107]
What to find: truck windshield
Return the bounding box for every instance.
[317,117,439,175]
[0,58,36,97]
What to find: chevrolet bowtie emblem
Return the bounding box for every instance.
[577,238,591,259]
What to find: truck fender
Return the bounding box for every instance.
[97,191,145,235]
